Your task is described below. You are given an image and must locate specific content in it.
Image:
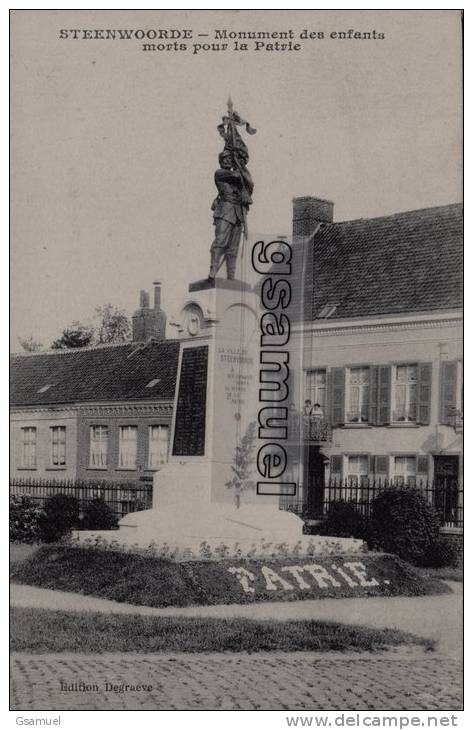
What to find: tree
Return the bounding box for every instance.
[50,304,132,350]
[94,304,131,345]
[37,493,80,543]
[225,421,257,508]
[51,322,94,349]
[367,486,441,565]
[18,335,43,352]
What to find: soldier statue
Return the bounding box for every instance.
[208,99,256,281]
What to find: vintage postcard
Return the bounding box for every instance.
[10,9,463,718]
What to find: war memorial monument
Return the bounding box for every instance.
[81,101,362,558]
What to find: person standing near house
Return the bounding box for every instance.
[311,402,324,419]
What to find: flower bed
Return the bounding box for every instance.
[11,545,451,607]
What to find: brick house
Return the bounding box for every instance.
[10,284,179,486]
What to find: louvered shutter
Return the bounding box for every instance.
[375,455,388,473]
[369,367,379,425]
[377,367,391,425]
[331,455,342,475]
[417,362,432,425]
[330,368,345,426]
[325,370,331,423]
[374,455,388,486]
[287,367,296,408]
[417,455,429,474]
[439,361,457,425]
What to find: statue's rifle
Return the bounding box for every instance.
[227,96,249,240]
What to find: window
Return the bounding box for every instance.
[347,367,369,422]
[305,369,326,416]
[394,455,417,486]
[50,426,66,466]
[394,365,417,421]
[148,425,169,469]
[347,455,369,486]
[89,425,109,468]
[21,427,36,468]
[119,425,137,469]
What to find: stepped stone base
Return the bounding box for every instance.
[77,464,363,558]
[76,500,363,558]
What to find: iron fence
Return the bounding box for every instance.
[11,475,463,529]
[281,477,463,529]
[10,477,153,520]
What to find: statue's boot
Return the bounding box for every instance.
[208,250,222,279]
[226,255,237,280]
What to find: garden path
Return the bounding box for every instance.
[10,581,462,657]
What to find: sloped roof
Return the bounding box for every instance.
[299,203,463,321]
[10,340,180,407]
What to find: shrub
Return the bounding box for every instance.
[9,495,41,543]
[81,498,118,530]
[318,500,366,539]
[367,486,440,565]
[421,535,461,568]
[37,493,80,543]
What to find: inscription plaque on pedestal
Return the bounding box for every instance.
[172,346,208,456]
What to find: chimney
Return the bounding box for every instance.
[293,196,334,239]
[132,282,167,343]
[140,290,150,309]
[153,281,161,309]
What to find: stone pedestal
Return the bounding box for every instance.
[79,277,362,556]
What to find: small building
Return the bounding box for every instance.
[10,284,178,496]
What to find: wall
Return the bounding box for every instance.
[291,310,463,489]
[10,402,174,484]
[10,407,79,480]
[75,403,173,482]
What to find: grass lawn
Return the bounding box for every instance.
[10,543,40,567]
[10,607,434,654]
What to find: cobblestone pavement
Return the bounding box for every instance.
[10,651,462,711]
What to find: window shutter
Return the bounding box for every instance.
[330,368,345,425]
[375,455,388,473]
[417,362,432,425]
[331,455,342,474]
[325,370,331,422]
[369,367,379,425]
[417,455,429,474]
[439,361,457,425]
[369,455,376,473]
[288,367,296,402]
[377,367,391,425]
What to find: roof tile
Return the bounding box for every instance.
[10,340,179,407]
[297,203,462,321]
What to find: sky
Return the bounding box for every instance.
[10,9,462,349]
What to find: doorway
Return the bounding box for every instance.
[306,445,326,516]
[433,455,460,525]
